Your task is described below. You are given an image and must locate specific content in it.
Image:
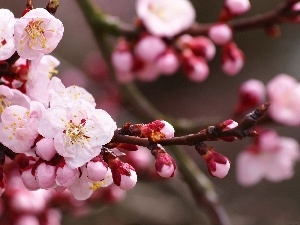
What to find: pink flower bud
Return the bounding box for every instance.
[156,49,180,75]
[56,163,79,187]
[112,42,134,73]
[21,168,40,191]
[221,42,244,75]
[35,137,56,161]
[187,36,216,61]
[134,36,166,63]
[198,146,230,178]
[86,161,108,181]
[235,79,266,115]
[182,51,209,82]
[154,148,176,178]
[225,0,251,15]
[35,162,56,189]
[109,158,137,190]
[208,24,232,45]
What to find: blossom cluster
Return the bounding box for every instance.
[111,0,250,83]
[0,7,180,201]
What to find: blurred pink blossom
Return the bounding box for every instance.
[267,74,300,126]
[0,101,45,153]
[136,0,195,37]
[236,130,300,186]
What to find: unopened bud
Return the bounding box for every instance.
[197,145,230,178]
[225,0,251,15]
[182,50,209,82]
[154,148,176,178]
[208,23,232,45]
[235,79,266,115]
[221,42,244,76]
[109,157,137,190]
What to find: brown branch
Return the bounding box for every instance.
[115,0,300,38]
[110,103,269,147]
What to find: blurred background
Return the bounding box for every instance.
[1,0,300,224]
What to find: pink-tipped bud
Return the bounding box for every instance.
[225,0,251,15]
[35,163,56,189]
[156,49,180,75]
[134,35,166,62]
[197,145,230,178]
[56,163,79,187]
[109,158,137,190]
[221,42,244,75]
[218,119,238,142]
[35,138,56,161]
[154,148,176,178]
[182,51,209,82]
[235,79,266,115]
[208,23,232,45]
[86,161,108,181]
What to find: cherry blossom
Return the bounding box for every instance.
[0,101,45,153]
[26,55,60,106]
[48,77,96,108]
[68,167,113,200]
[38,99,117,168]
[0,9,16,60]
[14,8,64,60]
[0,85,30,115]
[136,0,196,37]
[236,130,300,186]
[267,74,300,126]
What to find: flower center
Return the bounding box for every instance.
[64,119,89,146]
[24,19,47,48]
[149,4,168,21]
[0,96,11,114]
[89,181,105,191]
